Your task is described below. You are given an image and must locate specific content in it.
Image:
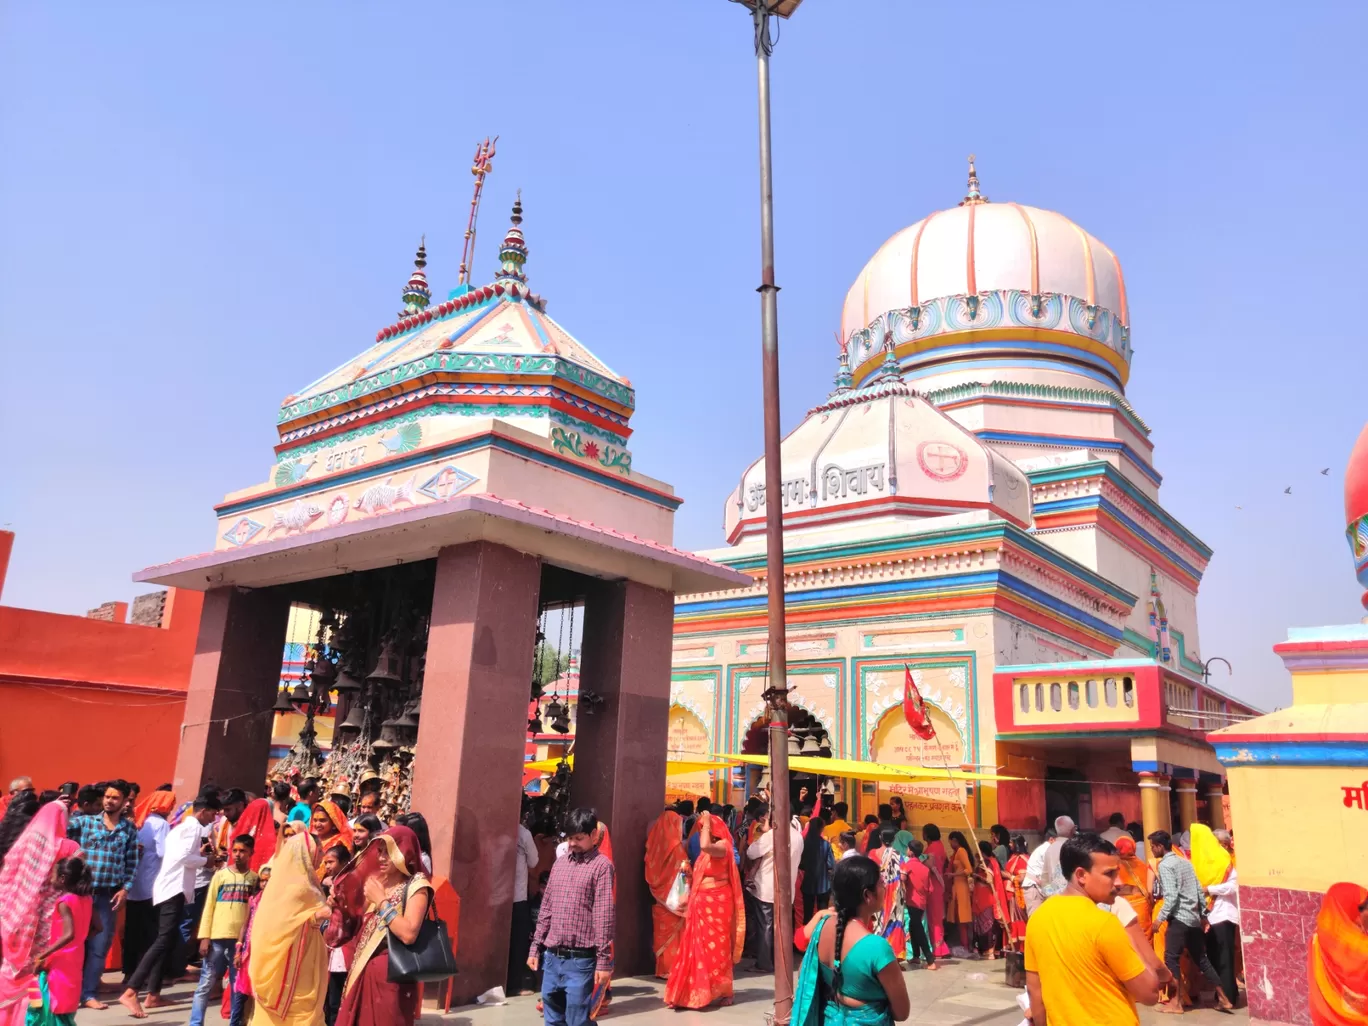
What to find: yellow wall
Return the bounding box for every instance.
[1226,763,1368,892]
[1291,666,1368,705]
[869,705,967,827]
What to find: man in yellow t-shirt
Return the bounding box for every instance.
[822,802,851,843]
[1025,833,1160,1026]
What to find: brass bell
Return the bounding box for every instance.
[336,702,366,734]
[527,712,544,734]
[799,733,822,756]
[272,687,294,714]
[544,699,565,721]
[290,681,311,707]
[393,702,420,731]
[310,654,336,686]
[786,731,803,757]
[366,639,403,686]
[331,669,363,694]
[370,726,399,752]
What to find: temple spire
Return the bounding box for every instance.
[400,236,431,316]
[960,153,988,206]
[495,190,528,283]
[831,331,853,395]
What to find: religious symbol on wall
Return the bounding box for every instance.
[917,441,968,481]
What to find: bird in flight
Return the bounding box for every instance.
[1321,467,1330,475]
[1284,487,1292,494]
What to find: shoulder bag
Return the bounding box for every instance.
[387,882,459,983]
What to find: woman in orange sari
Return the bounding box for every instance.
[1114,836,1154,938]
[644,810,688,979]
[1003,836,1029,950]
[1308,882,1368,1026]
[663,812,744,1010]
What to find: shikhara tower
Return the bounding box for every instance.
[670,161,1257,840]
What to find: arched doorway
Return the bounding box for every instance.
[665,705,712,803]
[868,704,967,829]
[740,708,833,811]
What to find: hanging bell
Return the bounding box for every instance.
[366,639,403,686]
[289,681,311,707]
[550,707,572,734]
[817,736,833,757]
[271,687,294,714]
[393,702,420,731]
[310,654,337,686]
[337,702,366,734]
[332,669,363,694]
[800,733,822,756]
[370,726,399,752]
[527,711,544,734]
[544,699,565,722]
[787,731,803,757]
[408,694,421,720]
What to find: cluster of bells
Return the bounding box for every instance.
[528,698,571,736]
[786,726,833,758]
[272,638,422,752]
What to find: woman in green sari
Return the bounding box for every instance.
[792,856,911,1026]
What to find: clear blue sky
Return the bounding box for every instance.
[2,2,1364,712]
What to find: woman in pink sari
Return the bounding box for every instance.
[920,823,950,958]
[0,803,71,1026]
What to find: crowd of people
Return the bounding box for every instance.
[0,773,447,1026]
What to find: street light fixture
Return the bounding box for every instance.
[727,0,803,1021]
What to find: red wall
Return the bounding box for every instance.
[0,550,203,791]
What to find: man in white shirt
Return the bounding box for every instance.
[744,806,804,974]
[508,807,541,995]
[1022,816,1075,915]
[123,798,172,984]
[1099,813,1129,845]
[1205,830,1241,1008]
[119,795,221,1018]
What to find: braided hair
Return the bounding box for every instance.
[828,854,880,999]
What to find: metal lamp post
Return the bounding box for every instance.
[729,0,802,1020]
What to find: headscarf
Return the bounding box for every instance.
[314,800,353,853]
[893,830,915,858]
[1188,824,1232,891]
[1115,835,1137,857]
[247,832,327,1021]
[132,789,177,829]
[329,825,424,923]
[0,802,68,1021]
[644,810,686,908]
[232,798,278,872]
[1308,882,1368,1026]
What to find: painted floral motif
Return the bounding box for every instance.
[551,426,633,476]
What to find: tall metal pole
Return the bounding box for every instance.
[751,2,794,1021]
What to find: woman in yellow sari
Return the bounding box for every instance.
[248,832,330,1026]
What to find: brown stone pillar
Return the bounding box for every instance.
[409,542,541,1005]
[571,579,674,978]
[173,585,291,797]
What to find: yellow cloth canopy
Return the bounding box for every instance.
[728,753,1021,782]
[524,754,740,776]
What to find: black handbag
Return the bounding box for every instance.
[387,885,459,984]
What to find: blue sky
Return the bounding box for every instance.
[1,2,1364,712]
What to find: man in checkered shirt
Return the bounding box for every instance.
[528,807,614,1026]
[67,780,140,1009]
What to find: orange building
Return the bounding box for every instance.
[0,530,203,791]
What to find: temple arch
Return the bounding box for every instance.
[868,703,967,828]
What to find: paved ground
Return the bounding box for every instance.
[83,960,1248,1026]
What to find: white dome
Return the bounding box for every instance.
[840,178,1132,392]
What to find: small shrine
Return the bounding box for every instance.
[136,179,747,1001]
[1208,422,1368,1026]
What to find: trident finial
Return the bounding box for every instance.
[458,136,498,285]
[960,153,987,206]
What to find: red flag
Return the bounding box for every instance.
[903,664,936,740]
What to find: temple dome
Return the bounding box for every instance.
[841,161,1132,393]
[723,371,1031,544]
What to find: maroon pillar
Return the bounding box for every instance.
[572,579,674,978]
[173,585,291,798]
[410,542,541,1004]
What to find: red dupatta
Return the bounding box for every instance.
[232,798,278,873]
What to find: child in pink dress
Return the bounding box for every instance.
[33,856,94,1025]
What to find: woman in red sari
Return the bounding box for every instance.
[644,810,687,979]
[920,823,950,958]
[327,826,433,1026]
[663,812,744,1010]
[1003,836,1030,950]
[231,798,278,873]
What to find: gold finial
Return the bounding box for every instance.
[961,153,987,206]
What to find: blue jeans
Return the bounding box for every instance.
[540,951,596,1026]
[189,939,244,1026]
[81,889,119,1003]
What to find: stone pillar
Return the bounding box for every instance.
[571,578,674,979]
[1138,771,1171,841]
[1206,782,1227,830]
[173,585,291,797]
[409,542,541,1005]
[1174,777,1199,832]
